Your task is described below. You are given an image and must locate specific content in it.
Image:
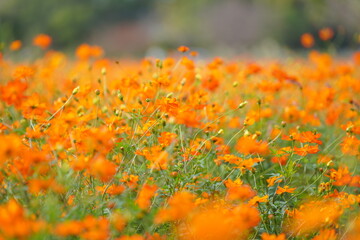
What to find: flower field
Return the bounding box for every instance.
[0,35,360,240]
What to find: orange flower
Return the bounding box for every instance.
[340,136,360,156]
[76,44,104,60]
[261,233,286,240]
[28,178,64,194]
[155,191,196,223]
[80,216,110,240]
[96,184,125,195]
[135,146,169,170]
[177,46,190,53]
[121,173,139,189]
[12,65,35,80]
[21,93,47,120]
[0,199,45,239]
[312,229,337,240]
[235,136,269,155]
[0,134,23,164]
[327,166,354,186]
[55,220,83,237]
[267,175,283,187]
[344,217,360,240]
[283,131,322,145]
[116,235,144,240]
[284,200,342,236]
[276,186,296,195]
[318,27,334,41]
[157,97,179,116]
[158,132,177,146]
[9,40,22,51]
[177,202,260,240]
[0,79,28,107]
[111,212,127,232]
[33,34,52,49]
[249,195,269,206]
[225,179,256,201]
[301,33,315,48]
[293,144,319,156]
[89,156,117,182]
[135,184,158,210]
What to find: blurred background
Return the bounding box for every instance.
[1,0,360,57]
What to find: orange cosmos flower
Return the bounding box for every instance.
[155,191,196,223]
[284,200,342,236]
[76,44,104,60]
[156,97,179,116]
[89,156,117,182]
[344,217,360,240]
[0,199,45,239]
[135,146,169,170]
[33,34,52,49]
[327,166,353,186]
[178,202,260,240]
[340,136,360,156]
[312,229,337,240]
[276,186,296,195]
[249,195,269,206]
[116,235,144,240]
[28,178,65,194]
[235,136,269,155]
[80,216,110,240]
[135,184,158,210]
[121,173,139,189]
[21,93,47,120]
[224,179,256,201]
[111,212,127,232]
[54,220,83,237]
[261,233,286,240]
[0,79,28,107]
[177,46,190,53]
[267,175,283,187]
[190,51,198,56]
[318,27,334,41]
[293,144,319,156]
[158,132,177,146]
[12,65,34,80]
[96,184,125,195]
[0,134,23,164]
[271,147,290,165]
[9,40,22,51]
[301,33,315,48]
[353,51,360,65]
[283,131,322,144]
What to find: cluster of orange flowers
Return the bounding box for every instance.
[301,27,334,48]
[0,34,360,239]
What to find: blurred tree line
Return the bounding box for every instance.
[0,0,155,48]
[1,0,359,52]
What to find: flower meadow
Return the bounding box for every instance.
[0,34,360,240]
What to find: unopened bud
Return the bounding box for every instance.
[72,86,80,95]
[238,101,248,109]
[244,129,251,137]
[346,125,353,133]
[181,78,186,86]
